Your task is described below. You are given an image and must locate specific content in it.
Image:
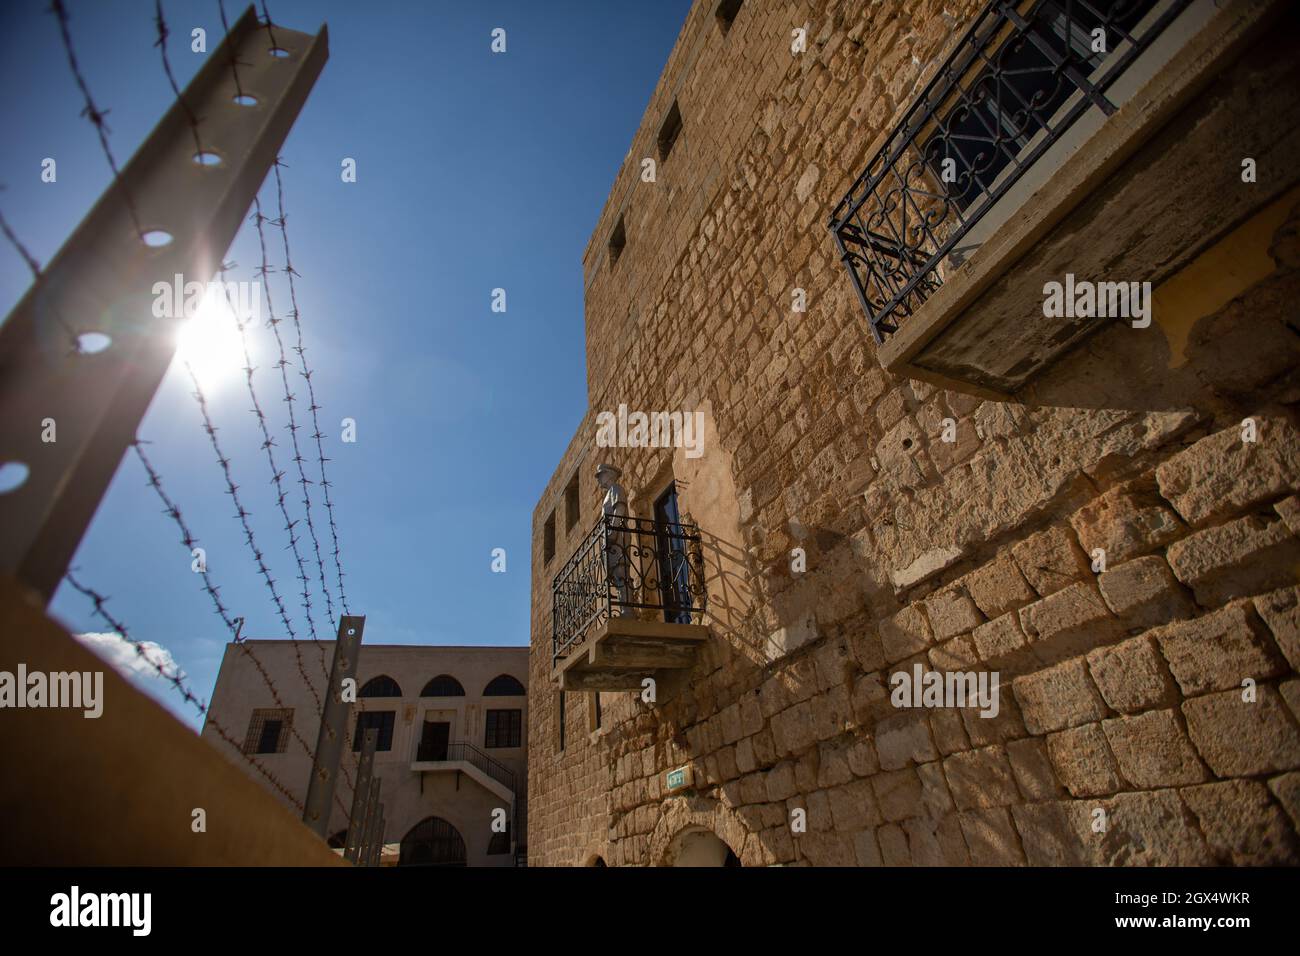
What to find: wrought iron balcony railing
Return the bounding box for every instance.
[551,513,707,666]
[829,0,1191,344]
[414,740,516,792]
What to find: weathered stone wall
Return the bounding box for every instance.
[527,0,1300,866]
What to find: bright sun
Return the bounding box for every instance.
[175,286,251,391]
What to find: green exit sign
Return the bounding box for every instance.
[666,765,693,791]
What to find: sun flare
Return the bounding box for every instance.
[175,286,252,391]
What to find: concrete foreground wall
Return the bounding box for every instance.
[527,0,1300,866]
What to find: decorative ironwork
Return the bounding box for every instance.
[551,513,707,666]
[829,0,1189,343]
[414,740,516,792]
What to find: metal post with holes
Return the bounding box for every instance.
[0,6,328,603]
[343,727,376,863]
[303,614,364,836]
[369,806,382,868]
[355,776,380,866]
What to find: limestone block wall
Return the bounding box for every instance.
[527,0,1300,866]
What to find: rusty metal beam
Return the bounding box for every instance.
[0,6,328,603]
[303,614,364,836]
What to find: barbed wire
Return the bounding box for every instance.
[179,359,324,718]
[65,570,208,714]
[152,0,203,158]
[49,0,143,239]
[269,159,347,628]
[63,570,303,810]
[247,201,325,651]
[258,3,350,621]
[218,258,329,681]
[0,201,41,278]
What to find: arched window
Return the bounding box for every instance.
[420,674,465,697]
[483,674,525,696]
[359,675,402,698]
[399,816,467,867]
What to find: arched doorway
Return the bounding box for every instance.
[399,816,467,867]
[665,826,741,867]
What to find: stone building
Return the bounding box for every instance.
[527,0,1300,865]
[204,642,528,866]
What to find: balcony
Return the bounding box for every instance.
[551,513,709,691]
[829,0,1299,395]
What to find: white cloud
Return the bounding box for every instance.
[74,631,183,683]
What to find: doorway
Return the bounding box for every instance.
[653,482,692,624]
[417,717,450,761]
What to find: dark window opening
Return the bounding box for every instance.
[483,673,526,696]
[565,472,581,530]
[608,216,626,269]
[654,482,693,625]
[417,719,450,761]
[353,710,395,752]
[716,0,743,32]
[487,824,512,855]
[592,692,602,731]
[557,691,566,752]
[485,709,522,749]
[420,674,465,697]
[657,101,682,162]
[256,719,283,755]
[359,675,402,698]
[543,511,556,564]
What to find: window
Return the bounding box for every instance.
[565,471,581,530]
[485,709,522,748]
[243,708,292,755]
[590,692,603,731]
[657,100,682,162]
[420,674,465,697]
[608,215,626,269]
[557,692,566,752]
[543,511,556,564]
[716,0,742,32]
[359,675,402,698]
[483,673,526,696]
[487,824,511,855]
[353,710,396,751]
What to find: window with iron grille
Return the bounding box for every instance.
[485,709,522,749]
[353,710,395,752]
[243,708,292,755]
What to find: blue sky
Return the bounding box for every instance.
[0,0,692,727]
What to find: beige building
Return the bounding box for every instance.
[204,641,528,866]
[528,0,1300,866]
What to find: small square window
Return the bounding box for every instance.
[243,708,292,755]
[565,472,581,531]
[657,101,682,163]
[716,0,743,32]
[608,215,626,269]
[543,511,556,564]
